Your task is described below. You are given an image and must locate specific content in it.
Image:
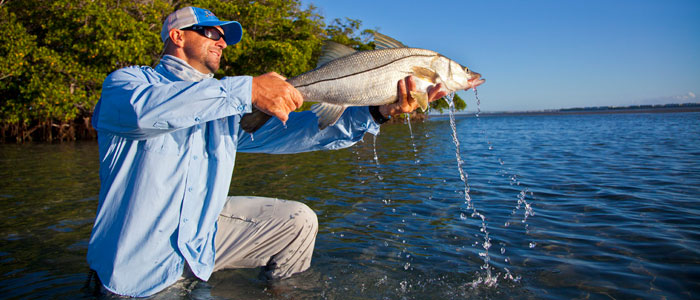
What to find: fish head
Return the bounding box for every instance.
[462,65,485,90]
[441,58,484,91]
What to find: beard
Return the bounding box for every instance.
[183,43,222,74]
[204,56,220,73]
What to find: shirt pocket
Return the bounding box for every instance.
[143,132,184,155]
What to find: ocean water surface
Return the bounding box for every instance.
[1,112,698,299]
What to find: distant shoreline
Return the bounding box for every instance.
[433,103,700,117]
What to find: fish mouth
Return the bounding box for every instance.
[468,71,481,80]
[466,72,484,90]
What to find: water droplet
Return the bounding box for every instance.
[529,242,537,248]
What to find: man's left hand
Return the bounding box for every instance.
[378,76,449,118]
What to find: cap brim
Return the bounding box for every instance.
[195,20,243,45]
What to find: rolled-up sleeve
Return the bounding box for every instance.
[93,66,252,140]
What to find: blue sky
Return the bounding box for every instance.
[301,0,700,112]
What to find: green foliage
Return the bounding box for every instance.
[431,92,468,113]
[1,0,169,141]
[0,0,467,142]
[0,6,36,125]
[325,18,375,51]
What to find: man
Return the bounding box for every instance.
[87,6,465,297]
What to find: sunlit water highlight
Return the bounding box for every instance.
[1,112,699,299]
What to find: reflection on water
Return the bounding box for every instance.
[0,141,100,299]
[1,112,699,299]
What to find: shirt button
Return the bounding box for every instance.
[194,117,201,122]
[188,187,193,192]
[183,218,188,223]
[193,155,198,160]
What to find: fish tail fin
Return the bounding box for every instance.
[311,103,347,130]
[240,107,273,133]
[410,91,430,112]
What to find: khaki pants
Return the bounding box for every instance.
[95,196,317,297]
[213,196,318,279]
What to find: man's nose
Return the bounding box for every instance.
[216,38,227,49]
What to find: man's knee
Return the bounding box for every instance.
[284,200,318,234]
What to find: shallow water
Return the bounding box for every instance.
[1,112,699,299]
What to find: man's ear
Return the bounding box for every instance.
[168,29,186,48]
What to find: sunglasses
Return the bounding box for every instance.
[182,26,225,42]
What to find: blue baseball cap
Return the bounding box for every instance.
[161,6,243,45]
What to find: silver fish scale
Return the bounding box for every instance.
[288,48,442,106]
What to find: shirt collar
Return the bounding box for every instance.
[158,55,214,82]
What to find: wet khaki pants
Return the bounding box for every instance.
[213,196,318,279]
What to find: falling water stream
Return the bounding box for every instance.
[468,87,531,284]
[444,93,498,287]
[372,134,383,180]
[367,89,533,289]
[405,114,421,166]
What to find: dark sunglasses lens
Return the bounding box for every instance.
[203,28,224,41]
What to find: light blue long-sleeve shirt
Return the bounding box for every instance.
[87,61,380,297]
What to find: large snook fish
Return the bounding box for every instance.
[240,33,484,132]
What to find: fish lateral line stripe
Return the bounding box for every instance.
[293,53,441,89]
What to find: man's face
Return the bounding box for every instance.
[181,26,227,73]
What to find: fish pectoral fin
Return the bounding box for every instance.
[373,32,408,49]
[410,91,430,112]
[411,66,439,83]
[311,103,347,130]
[317,42,358,67]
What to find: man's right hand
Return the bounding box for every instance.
[251,72,303,124]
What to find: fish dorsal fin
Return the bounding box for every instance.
[317,41,357,68]
[373,32,407,49]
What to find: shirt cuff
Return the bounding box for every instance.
[222,76,253,114]
[369,106,390,124]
